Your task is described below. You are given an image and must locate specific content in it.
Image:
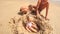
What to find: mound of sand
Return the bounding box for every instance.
[9,12,53,34]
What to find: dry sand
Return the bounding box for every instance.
[0,0,60,34]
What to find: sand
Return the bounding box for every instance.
[0,0,60,34]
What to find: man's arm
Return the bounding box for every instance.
[36,0,41,16]
[36,0,41,9]
[45,2,49,19]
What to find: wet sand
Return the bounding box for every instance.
[0,0,60,34]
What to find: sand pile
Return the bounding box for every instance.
[9,11,53,34]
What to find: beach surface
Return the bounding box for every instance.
[0,0,60,34]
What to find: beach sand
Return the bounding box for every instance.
[0,0,60,34]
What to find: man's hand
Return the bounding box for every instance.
[45,17,49,20]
